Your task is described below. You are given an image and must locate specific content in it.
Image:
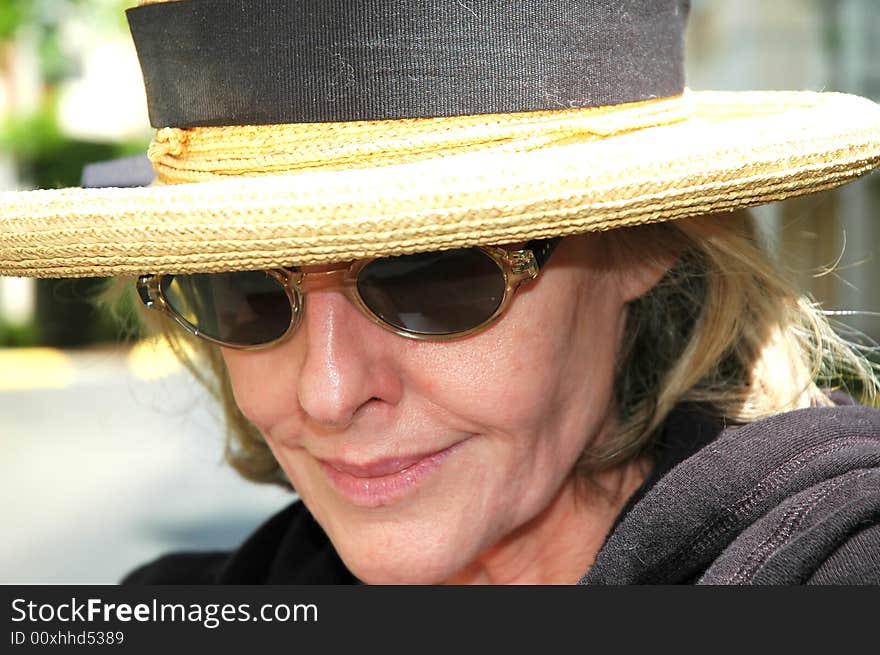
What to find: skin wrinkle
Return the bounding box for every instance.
[456,460,649,584]
[222,233,669,584]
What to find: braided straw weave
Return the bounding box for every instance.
[2,1,880,278]
[147,94,694,185]
[2,90,880,277]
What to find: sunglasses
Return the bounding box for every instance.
[136,238,561,349]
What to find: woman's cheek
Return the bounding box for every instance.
[221,350,288,435]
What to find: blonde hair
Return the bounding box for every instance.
[582,209,879,474]
[109,209,879,487]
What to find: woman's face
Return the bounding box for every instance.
[222,233,660,583]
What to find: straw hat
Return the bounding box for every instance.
[2,0,880,278]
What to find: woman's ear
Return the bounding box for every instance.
[616,251,678,302]
[605,225,685,302]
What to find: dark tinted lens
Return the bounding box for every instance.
[160,271,292,346]
[356,249,506,335]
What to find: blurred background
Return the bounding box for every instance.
[1,0,879,582]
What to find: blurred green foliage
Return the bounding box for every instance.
[0,0,124,41]
[0,318,38,347]
[1,97,148,189]
[0,2,27,41]
[2,0,132,83]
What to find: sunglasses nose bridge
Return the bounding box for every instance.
[292,267,351,293]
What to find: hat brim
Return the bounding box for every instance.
[3,90,880,278]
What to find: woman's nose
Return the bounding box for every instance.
[295,290,402,429]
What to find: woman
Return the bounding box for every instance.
[2,0,880,584]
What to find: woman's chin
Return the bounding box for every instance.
[332,533,473,585]
[342,556,451,585]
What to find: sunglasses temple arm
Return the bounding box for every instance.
[136,275,160,308]
[527,237,563,270]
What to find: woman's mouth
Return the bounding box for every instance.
[317,442,461,508]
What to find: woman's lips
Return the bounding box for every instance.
[318,443,461,508]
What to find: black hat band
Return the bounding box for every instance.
[128,0,689,128]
